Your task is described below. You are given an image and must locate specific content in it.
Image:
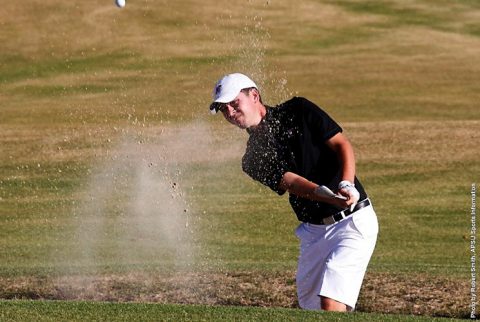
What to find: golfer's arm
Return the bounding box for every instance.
[279,172,330,203]
[325,132,356,183]
[278,133,355,202]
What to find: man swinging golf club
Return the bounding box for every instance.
[209,73,378,311]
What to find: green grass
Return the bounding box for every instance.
[0,157,474,277]
[0,300,465,322]
[0,51,134,84]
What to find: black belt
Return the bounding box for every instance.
[319,199,371,225]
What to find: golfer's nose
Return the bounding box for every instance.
[225,105,236,117]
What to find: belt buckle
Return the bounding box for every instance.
[323,216,336,225]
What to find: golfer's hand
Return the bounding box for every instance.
[329,197,350,209]
[338,180,360,210]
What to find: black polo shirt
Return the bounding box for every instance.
[242,97,367,223]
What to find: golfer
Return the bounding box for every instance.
[209,73,378,311]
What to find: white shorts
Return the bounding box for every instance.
[295,202,378,310]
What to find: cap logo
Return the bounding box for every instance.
[215,84,222,97]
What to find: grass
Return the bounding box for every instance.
[0,0,479,319]
[0,300,465,322]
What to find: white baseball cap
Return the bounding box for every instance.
[209,73,258,114]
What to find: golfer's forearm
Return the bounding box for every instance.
[279,172,328,202]
[326,133,356,183]
[337,142,356,183]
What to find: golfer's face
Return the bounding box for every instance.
[220,91,257,129]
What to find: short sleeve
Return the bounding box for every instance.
[296,97,342,141]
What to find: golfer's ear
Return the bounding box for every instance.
[251,88,260,102]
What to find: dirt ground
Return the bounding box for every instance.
[0,270,470,319]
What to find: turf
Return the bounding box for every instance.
[0,300,466,322]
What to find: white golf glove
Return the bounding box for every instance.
[338,180,360,211]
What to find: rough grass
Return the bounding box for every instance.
[1,0,479,320]
[0,271,470,318]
